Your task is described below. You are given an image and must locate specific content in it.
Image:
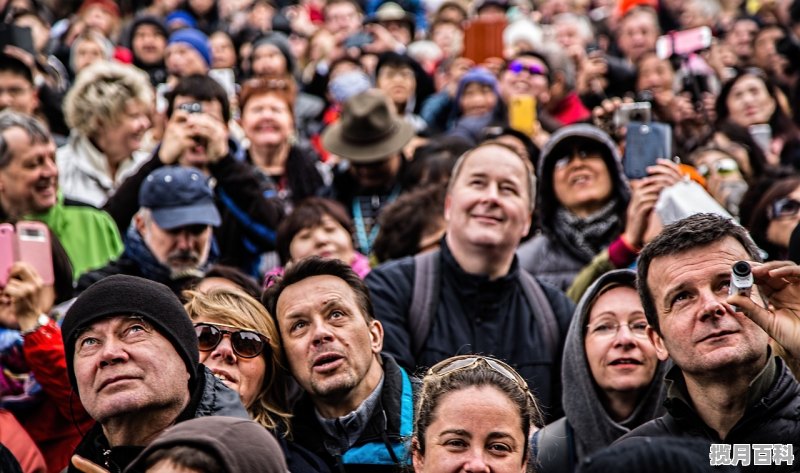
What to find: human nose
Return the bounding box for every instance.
[174,231,193,250]
[98,337,130,367]
[461,449,491,472]
[698,290,727,321]
[211,335,237,363]
[311,320,334,346]
[312,229,330,247]
[613,323,637,346]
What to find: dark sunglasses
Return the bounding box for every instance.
[194,323,270,359]
[768,198,800,221]
[507,61,547,76]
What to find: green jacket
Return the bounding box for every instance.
[30,194,123,279]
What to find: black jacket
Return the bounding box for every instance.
[68,365,249,473]
[365,241,574,422]
[290,355,417,473]
[622,356,800,472]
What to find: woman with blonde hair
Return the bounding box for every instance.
[183,287,330,472]
[57,60,153,207]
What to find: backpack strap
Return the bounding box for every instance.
[519,270,560,358]
[409,250,441,358]
[532,417,573,473]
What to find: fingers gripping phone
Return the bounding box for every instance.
[0,221,54,287]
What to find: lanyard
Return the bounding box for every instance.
[352,186,400,255]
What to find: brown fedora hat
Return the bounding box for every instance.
[322,89,415,163]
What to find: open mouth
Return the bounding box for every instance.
[313,353,345,372]
[212,369,236,384]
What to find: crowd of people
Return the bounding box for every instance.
[1,0,800,470]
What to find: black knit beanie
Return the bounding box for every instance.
[62,275,199,392]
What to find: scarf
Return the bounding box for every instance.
[552,199,621,263]
[123,225,218,283]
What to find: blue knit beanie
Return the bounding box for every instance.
[454,66,500,106]
[165,10,197,30]
[168,28,212,67]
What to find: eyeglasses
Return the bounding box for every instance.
[585,320,649,339]
[428,355,537,405]
[696,157,739,179]
[194,323,270,358]
[768,197,800,221]
[507,61,547,77]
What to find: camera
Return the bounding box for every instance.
[178,102,203,114]
[614,102,651,128]
[729,261,753,311]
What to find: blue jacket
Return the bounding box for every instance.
[290,355,416,473]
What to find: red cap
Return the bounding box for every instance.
[79,0,120,18]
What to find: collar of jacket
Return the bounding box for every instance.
[292,355,416,454]
[441,237,519,298]
[663,349,778,432]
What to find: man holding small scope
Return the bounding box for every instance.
[624,213,800,467]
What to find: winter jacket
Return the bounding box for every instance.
[290,355,416,473]
[517,124,630,291]
[125,416,288,473]
[56,133,150,208]
[622,355,800,473]
[67,365,249,473]
[26,194,124,279]
[365,240,574,422]
[21,321,95,473]
[102,144,285,276]
[533,270,667,473]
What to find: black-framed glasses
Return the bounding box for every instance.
[428,355,537,405]
[507,61,547,77]
[194,323,270,359]
[769,198,800,221]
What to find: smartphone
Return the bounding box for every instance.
[463,19,506,64]
[614,102,652,128]
[0,224,15,287]
[624,122,672,179]
[343,32,374,50]
[0,24,36,56]
[656,26,712,59]
[15,221,54,286]
[509,95,537,137]
[748,124,772,155]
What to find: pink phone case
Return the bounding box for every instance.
[0,224,15,287]
[15,221,54,285]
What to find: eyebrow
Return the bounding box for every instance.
[283,298,344,321]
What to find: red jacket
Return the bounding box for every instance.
[21,322,95,473]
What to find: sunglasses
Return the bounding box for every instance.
[194,323,270,359]
[428,355,537,405]
[769,198,800,221]
[507,61,547,76]
[696,157,739,179]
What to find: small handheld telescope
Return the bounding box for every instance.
[729,261,753,311]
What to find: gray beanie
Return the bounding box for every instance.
[251,32,296,75]
[62,275,199,392]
